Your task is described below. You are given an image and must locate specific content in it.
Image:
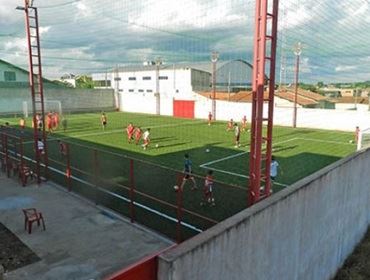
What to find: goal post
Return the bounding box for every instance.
[22,100,63,118]
[358,128,370,151]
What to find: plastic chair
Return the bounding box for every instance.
[22,208,46,234]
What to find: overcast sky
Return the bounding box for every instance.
[0,0,369,83]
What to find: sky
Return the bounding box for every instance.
[0,0,370,83]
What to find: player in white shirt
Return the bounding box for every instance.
[37,138,45,155]
[234,123,241,148]
[142,128,151,150]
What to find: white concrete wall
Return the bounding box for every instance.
[120,94,370,131]
[0,88,115,113]
[158,149,370,280]
[195,100,370,131]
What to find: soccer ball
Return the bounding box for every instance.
[155,144,159,148]
[349,140,353,144]
[173,185,179,191]
[205,149,210,153]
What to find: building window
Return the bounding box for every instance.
[143,76,151,80]
[138,89,144,93]
[4,71,16,81]
[129,89,134,92]
[146,89,153,93]
[159,76,168,80]
[94,80,111,87]
[118,89,123,92]
[128,77,136,81]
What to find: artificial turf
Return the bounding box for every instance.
[0,111,357,241]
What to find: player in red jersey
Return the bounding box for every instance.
[227,118,234,131]
[58,140,67,159]
[19,117,26,129]
[126,123,135,143]
[201,170,215,206]
[46,112,53,134]
[54,112,60,129]
[355,126,360,145]
[134,127,142,145]
[241,115,247,131]
[208,112,212,126]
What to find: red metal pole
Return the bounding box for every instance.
[176,187,183,244]
[249,0,268,205]
[4,135,10,178]
[264,0,280,196]
[66,143,72,192]
[212,61,216,120]
[93,149,99,204]
[20,135,25,186]
[34,7,49,180]
[129,159,135,223]
[24,1,40,184]
[293,54,300,128]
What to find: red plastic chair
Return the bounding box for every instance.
[22,208,46,234]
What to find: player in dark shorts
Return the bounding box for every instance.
[179,154,197,191]
[101,112,107,130]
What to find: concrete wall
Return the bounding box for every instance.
[120,93,370,131]
[158,149,370,280]
[0,87,115,113]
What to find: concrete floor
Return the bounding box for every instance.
[0,174,172,280]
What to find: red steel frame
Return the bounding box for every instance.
[23,0,48,184]
[249,0,279,205]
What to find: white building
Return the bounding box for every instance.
[92,63,211,99]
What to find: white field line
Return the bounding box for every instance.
[15,152,203,234]
[295,137,354,145]
[199,138,299,188]
[200,138,298,167]
[204,166,289,187]
[24,120,204,145]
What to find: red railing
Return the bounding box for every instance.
[105,245,175,280]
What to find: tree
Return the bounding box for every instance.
[76,75,95,89]
[317,81,324,88]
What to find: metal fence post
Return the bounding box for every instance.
[66,143,72,192]
[20,135,25,186]
[176,184,183,244]
[93,149,99,205]
[129,159,135,223]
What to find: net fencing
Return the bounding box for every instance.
[2,0,370,241]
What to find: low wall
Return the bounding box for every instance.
[0,87,115,114]
[119,93,370,132]
[158,149,370,280]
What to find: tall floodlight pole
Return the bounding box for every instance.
[114,65,120,110]
[17,0,48,183]
[211,51,219,120]
[155,57,162,115]
[293,42,302,128]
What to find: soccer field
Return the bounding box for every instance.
[21,111,354,186]
[0,111,356,240]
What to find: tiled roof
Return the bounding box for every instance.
[285,89,327,101]
[275,91,318,106]
[329,97,369,104]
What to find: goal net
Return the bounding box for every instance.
[23,100,63,118]
[358,128,370,151]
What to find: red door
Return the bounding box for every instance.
[173,100,195,119]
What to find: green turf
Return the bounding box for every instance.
[0,112,357,241]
